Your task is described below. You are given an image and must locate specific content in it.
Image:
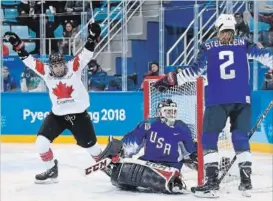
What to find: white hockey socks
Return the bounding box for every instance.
[36,135,55,169]
[85,142,102,161]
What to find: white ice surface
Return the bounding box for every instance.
[1,143,272,201]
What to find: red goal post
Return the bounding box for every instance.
[143,76,205,185]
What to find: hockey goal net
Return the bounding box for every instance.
[143,76,237,186]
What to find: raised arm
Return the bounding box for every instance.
[176,43,207,85]
[4,32,50,78]
[247,40,273,69]
[67,23,101,73]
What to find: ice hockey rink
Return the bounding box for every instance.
[1,143,272,201]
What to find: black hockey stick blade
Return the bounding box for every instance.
[217,100,273,185]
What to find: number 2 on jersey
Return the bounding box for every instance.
[219,51,235,80]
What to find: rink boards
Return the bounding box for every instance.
[1,91,272,153]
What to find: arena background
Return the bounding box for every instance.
[1,0,272,153]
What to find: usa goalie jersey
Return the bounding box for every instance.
[121,117,196,170]
[178,37,273,106]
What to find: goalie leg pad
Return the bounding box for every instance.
[111,159,180,193]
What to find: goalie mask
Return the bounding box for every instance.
[215,14,236,44]
[49,52,67,77]
[157,99,177,127]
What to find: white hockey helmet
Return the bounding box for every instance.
[215,14,236,33]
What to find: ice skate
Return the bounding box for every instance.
[191,163,220,198]
[238,162,252,197]
[35,159,58,184]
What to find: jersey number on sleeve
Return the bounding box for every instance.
[219,51,235,80]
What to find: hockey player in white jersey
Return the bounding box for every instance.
[4,22,102,184]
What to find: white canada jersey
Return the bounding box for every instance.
[22,48,94,116]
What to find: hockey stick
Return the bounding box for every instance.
[217,99,273,185]
[84,158,112,176]
[84,155,122,176]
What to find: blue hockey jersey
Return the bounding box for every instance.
[182,37,273,106]
[121,118,196,170]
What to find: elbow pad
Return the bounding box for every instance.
[84,38,95,52]
[17,48,30,60]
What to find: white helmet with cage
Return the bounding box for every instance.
[215,14,236,33]
[157,99,178,127]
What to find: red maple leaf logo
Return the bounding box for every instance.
[52,82,74,99]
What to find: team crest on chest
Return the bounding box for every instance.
[145,123,151,130]
[52,82,75,105]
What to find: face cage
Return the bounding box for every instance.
[157,106,178,126]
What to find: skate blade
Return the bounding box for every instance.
[172,187,191,194]
[34,178,58,184]
[241,190,251,197]
[194,190,219,198]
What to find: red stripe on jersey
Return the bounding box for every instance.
[40,148,54,161]
[35,59,45,75]
[73,56,80,72]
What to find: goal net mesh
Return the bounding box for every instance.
[144,77,239,186]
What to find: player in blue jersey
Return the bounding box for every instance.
[96,99,198,194]
[166,14,273,197]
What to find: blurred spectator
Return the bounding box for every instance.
[65,1,90,13]
[44,16,62,54]
[262,69,273,90]
[256,13,273,48]
[23,1,59,15]
[144,62,160,77]
[58,20,79,55]
[2,66,17,92]
[17,11,61,54]
[19,0,30,15]
[176,66,183,73]
[106,79,122,91]
[140,61,160,90]
[3,44,9,56]
[248,11,273,48]
[257,13,273,28]
[87,60,107,91]
[64,1,91,24]
[234,13,250,38]
[20,67,43,92]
